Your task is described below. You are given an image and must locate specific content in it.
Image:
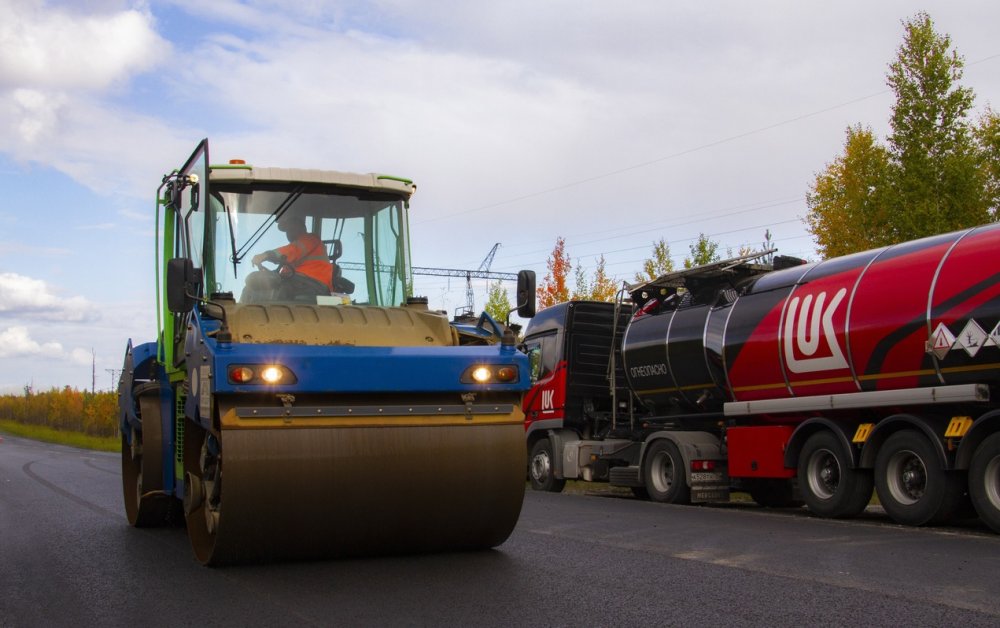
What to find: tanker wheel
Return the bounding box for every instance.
[967,433,1000,533]
[798,431,872,519]
[529,438,565,493]
[874,430,964,527]
[120,429,169,527]
[643,440,690,504]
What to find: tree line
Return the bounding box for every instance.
[0,386,118,438]
[513,12,999,315]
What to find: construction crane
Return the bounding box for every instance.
[413,243,517,318]
[336,244,518,317]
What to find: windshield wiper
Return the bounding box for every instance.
[232,186,304,263]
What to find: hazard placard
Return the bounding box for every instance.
[929,322,956,360]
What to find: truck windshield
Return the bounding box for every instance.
[202,183,411,306]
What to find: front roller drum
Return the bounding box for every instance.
[183,416,526,565]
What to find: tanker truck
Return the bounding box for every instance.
[118,139,537,564]
[523,224,1000,533]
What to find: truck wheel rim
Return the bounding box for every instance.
[650,451,675,493]
[985,455,1000,510]
[885,449,925,506]
[531,451,551,483]
[806,448,840,500]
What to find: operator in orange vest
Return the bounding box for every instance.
[241,212,333,303]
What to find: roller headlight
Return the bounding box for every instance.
[260,366,283,384]
[471,366,492,383]
[461,364,519,384]
[227,364,297,385]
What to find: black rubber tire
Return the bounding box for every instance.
[121,385,172,528]
[969,432,1000,533]
[798,430,873,518]
[529,438,566,493]
[642,440,690,504]
[748,479,801,508]
[121,433,170,528]
[874,430,965,526]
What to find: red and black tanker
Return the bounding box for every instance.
[624,221,1000,412]
[523,223,1000,534]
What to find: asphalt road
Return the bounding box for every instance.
[2,433,1000,627]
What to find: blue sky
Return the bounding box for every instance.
[2,0,999,393]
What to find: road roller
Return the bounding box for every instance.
[117,139,536,565]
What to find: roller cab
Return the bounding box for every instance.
[118,139,536,564]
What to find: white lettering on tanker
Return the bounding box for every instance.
[783,288,849,374]
[541,389,555,410]
[629,363,668,379]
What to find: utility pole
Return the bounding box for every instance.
[105,369,121,392]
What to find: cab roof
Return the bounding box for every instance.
[209,164,415,199]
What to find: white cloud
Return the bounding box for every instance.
[0,326,64,358]
[68,347,95,366]
[0,0,170,91]
[0,1,179,195]
[0,272,98,321]
[9,88,65,143]
[0,326,92,375]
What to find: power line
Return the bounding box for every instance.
[417,51,1000,289]
[416,51,1000,230]
[494,197,803,264]
[414,95,886,226]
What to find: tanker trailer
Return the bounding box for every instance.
[118,139,537,564]
[525,225,1000,533]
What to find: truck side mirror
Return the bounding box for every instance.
[516,270,536,319]
[166,257,202,313]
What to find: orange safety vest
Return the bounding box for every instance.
[276,234,333,290]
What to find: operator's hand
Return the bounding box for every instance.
[252,252,269,269]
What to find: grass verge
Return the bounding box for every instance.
[0,420,119,452]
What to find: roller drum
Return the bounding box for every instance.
[184,410,525,565]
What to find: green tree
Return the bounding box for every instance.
[573,255,618,302]
[683,233,721,268]
[572,255,619,302]
[887,11,988,239]
[538,236,571,309]
[974,107,1000,212]
[806,125,895,257]
[806,12,997,257]
[634,238,674,283]
[572,259,591,300]
[589,255,618,302]
[484,279,512,323]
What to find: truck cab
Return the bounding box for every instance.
[522,301,640,492]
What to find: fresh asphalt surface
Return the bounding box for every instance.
[2,433,1000,627]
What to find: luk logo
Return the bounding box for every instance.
[541,389,555,410]
[783,288,849,374]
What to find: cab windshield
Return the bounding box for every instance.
[199,182,411,306]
